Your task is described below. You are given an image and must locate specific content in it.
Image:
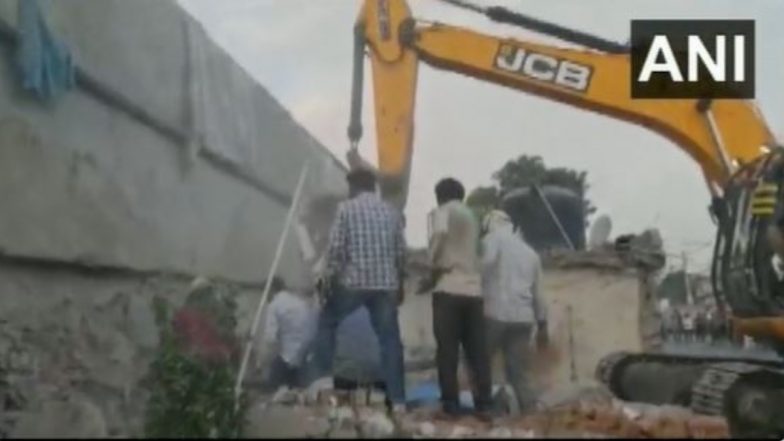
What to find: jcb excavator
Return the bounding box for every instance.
[347,0,784,436]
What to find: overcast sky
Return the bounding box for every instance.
[178,0,784,273]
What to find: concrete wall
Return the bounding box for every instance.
[401,257,657,396]
[0,1,349,436]
[0,0,347,287]
[538,268,644,390]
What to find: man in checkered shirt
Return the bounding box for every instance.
[309,168,407,414]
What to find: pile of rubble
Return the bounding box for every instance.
[244,386,729,439]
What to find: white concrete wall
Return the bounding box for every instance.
[536,268,644,390]
[0,1,350,436]
[400,262,650,395]
[0,0,348,286]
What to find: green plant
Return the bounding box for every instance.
[143,290,247,439]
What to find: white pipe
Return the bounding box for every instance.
[234,162,310,407]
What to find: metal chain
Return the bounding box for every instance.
[435,0,486,15]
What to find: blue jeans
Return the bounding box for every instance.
[311,287,406,405]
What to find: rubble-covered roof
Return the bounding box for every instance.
[406,242,665,275]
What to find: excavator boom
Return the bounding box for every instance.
[349,0,775,209]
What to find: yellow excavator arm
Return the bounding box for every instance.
[348,0,776,210]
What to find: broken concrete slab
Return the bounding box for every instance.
[418,421,437,437]
[356,409,396,438]
[538,384,614,410]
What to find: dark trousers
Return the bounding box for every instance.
[485,319,536,412]
[432,292,493,413]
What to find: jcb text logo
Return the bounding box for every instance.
[631,20,755,99]
[495,44,593,93]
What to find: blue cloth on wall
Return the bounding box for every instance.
[16,0,75,101]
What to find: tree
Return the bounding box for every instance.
[467,154,596,225]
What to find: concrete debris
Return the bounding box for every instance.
[620,404,643,421]
[418,421,437,437]
[271,386,298,405]
[308,376,335,395]
[487,426,513,438]
[238,380,732,439]
[448,425,474,438]
[530,400,729,439]
[513,428,537,438]
[357,410,396,438]
[369,390,387,406]
[537,384,613,410]
[615,229,666,270]
[543,228,666,271]
[328,406,356,430]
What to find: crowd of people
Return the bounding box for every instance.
[659,304,739,345]
[256,168,549,423]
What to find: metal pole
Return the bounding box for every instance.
[566,305,578,384]
[698,101,735,177]
[683,251,693,305]
[347,24,366,149]
[234,162,310,408]
[532,184,576,251]
[702,171,721,200]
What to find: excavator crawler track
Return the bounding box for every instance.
[597,351,784,438]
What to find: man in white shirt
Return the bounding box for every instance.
[480,209,548,414]
[427,177,493,420]
[259,277,318,392]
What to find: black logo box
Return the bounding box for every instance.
[630,20,755,99]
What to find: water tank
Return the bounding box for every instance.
[501,185,586,252]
